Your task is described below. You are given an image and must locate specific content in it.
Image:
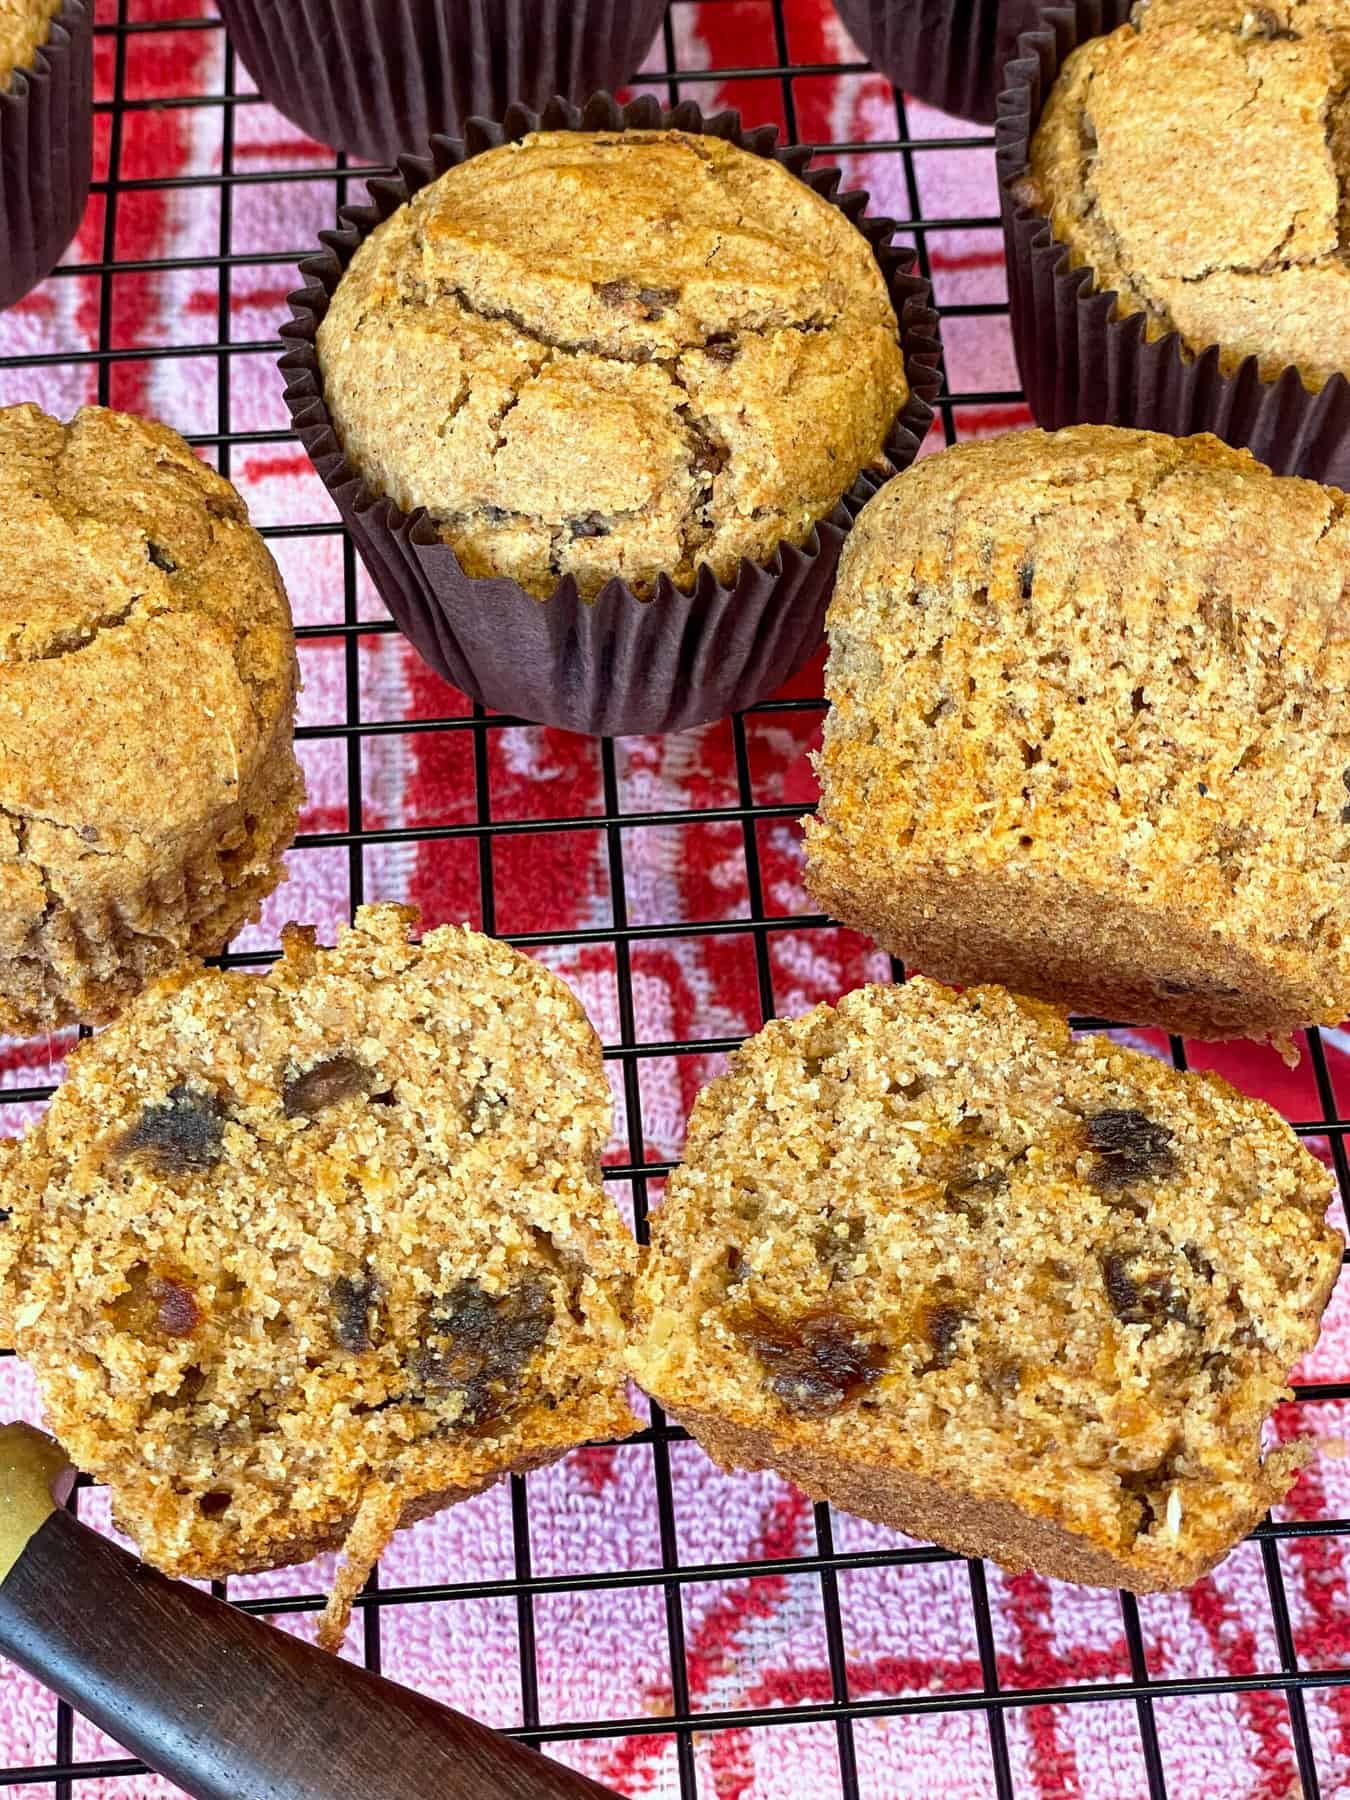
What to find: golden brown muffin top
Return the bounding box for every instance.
[0,405,297,862]
[631,978,1340,1588]
[809,425,1350,1018]
[0,0,60,86]
[1023,0,1350,388]
[317,129,908,599]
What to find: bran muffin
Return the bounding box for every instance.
[629,980,1341,1592]
[0,904,637,1649]
[315,128,909,602]
[1022,0,1350,392]
[0,0,61,78]
[0,404,303,1035]
[0,0,92,313]
[805,425,1350,1044]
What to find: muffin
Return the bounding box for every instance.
[0,0,92,312]
[0,904,637,1649]
[214,0,669,167]
[999,0,1350,483]
[283,94,939,736]
[0,404,303,1035]
[629,980,1341,1592]
[804,426,1350,1044]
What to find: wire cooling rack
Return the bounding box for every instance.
[2,1,1350,1796]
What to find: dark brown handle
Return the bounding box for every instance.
[0,1507,619,1800]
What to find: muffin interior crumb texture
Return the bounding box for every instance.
[629,981,1342,1590]
[0,905,637,1648]
[0,0,60,86]
[805,425,1350,1043]
[316,128,908,600]
[1025,0,1350,388]
[0,403,303,1035]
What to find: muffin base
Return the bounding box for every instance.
[0,0,91,312]
[281,91,941,738]
[669,1402,1297,1593]
[216,0,668,166]
[995,4,1350,485]
[0,725,303,1036]
[804,856,1347,1044]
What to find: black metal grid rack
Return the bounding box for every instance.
[2,2,1349,1795]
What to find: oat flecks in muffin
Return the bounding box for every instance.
[0,404,303,1034]
[0,904,637,1650]
[316,129,909,600]
[629,980,1341,1591]
[1025,0,1350,390]
[0,0,60,86]
[804,425,1350,1043]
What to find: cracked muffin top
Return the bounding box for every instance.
[316,129,909,600]
[0,0,60,85]
[1022,0,1350,391]
[0,403,297,864]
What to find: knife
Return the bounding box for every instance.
[0,1423,622,1799]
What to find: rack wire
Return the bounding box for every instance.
[1,1,1349,1794]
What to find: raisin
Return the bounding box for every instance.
[151,1276,200,1338]
[331,1272,380,1353]
[637,285,680,318]
[282,1055,374,1118]
[735,1307,884,1417]
[921,1302,967,1370]
[944,1166,1006,1225]
[595,279,632,307]
[119,1084,225,1171]
[566,512,611,539]
[146,540,177,573]
[198,1491,231,1518]
[687,422,729,482]
[1101,1249,1188,1327]
[1085,1109,1176,1189]
[704,336,739,363]
[412,1277,554,1424]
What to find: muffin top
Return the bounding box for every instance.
[1023,0,1350,389]
[0,0,60,85]
[811,425,1350,1016]
[0,405,297,872]
[317,128,909,600]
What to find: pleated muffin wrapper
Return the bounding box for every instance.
[215,0,669,166]
[996,3,1350,486]
[832,0,1061,125]
[280,92,941,738]
[0,0,93,312]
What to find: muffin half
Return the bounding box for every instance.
[0,905,637,1647]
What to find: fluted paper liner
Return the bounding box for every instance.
[833,0,1055,125]
[0,0,92,313]
[996,2,1350,486]
[216,0,668,166]
[280,92,941,738]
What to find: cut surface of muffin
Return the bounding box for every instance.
[316,128,908,599]
[0,0,60,84]
[805,425,1350,1043]
[1022,0,1350,390]
[629,980,1341,1591]
[0,905,637,1646]
[0,403,303,1034]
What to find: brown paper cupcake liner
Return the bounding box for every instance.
[216,0,669,166]
[279,92,941,738]
[995,3,1350,487]
[833,0,1058,125]
[0,0,93,313]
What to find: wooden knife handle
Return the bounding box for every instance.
[0,1504,620,1799]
